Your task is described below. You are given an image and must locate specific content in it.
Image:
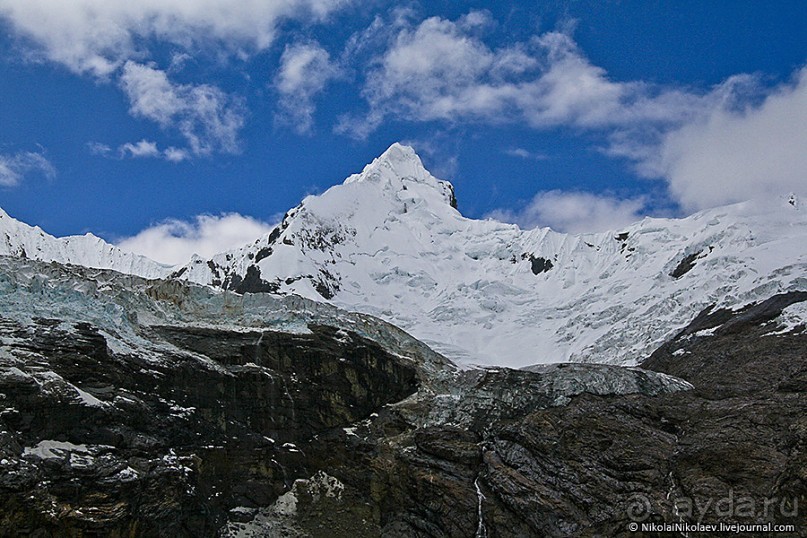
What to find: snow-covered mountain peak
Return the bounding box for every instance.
[0,206,173,280]
[344,143,425,184]
[342,143,457,209]
[172,142,807,368]
[4,143,805,370]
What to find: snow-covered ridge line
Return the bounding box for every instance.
[2,143,805,368]
[0,207,172,280]
[172,143,807,367]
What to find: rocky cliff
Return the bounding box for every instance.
[1,256,804,536]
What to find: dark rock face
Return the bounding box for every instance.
[308,293,806,537]
[614,232,636,256]
[253,246,273,263]
[520,253,554,275]
[669,251,701,278]
[0,315,417,536]
[336,295,802,537]
[446,183,458,209]
[225,264,281,294]
[530,255,553,275]
[1,256,805,537]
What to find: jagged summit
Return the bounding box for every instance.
[343,143,457,208]
[170,147,807,367]
[0,206,172,279]
[2,143,806,368]
[344,143,425,183]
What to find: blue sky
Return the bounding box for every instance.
[0,1,805,264]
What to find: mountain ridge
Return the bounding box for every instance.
[170,144,807,366]
[2,143,806,367]
[1,144,805,534]
[0,207,172,280]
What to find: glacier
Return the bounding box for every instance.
[0,207,173,280]
[2,143,806,367]
[172,144,807,367]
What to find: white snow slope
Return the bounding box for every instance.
[171,143,807,367]
[3,144,805,367]
[0,208,172,280]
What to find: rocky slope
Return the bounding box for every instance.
[172,143,807,368]
[1,144,805,536]
[1,255,804,536]
[0,255,445,535]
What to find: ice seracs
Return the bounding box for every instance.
[0,207,172,279]
[171,143,807,368]
[2,144,805,368]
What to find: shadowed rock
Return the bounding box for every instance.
[0,256,804,536]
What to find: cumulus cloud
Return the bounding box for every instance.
[0,0,350,76]
[163,147,190,162]
[0,151,55,187]
[116,213,276,265]
[119,139,160,159]
[4,4,804,211]
[275,42,342,133]
[119,62,245,156]
[641,68,807,211]
[338,12,706,137]
[342,11,807,214]
[119,140,189,161]
[0,1,348,157]
[488,190,646,234]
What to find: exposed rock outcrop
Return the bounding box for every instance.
[0,256,805,536]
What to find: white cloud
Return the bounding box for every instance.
[345,11,807,214]
[86,142,113,157]
[643,68,807,211]
[0,0,350,76]
[119,62,245,156]
[5,4,804,212]
[488,190,646,233]
[116,213,276,265]
[119,139,190,162]
[275,42,342,133]
[0,151,55,187]
[339,13,705,137]
[163,147,190,162]
[89,139,191,162]
[505,148,548,161]
[0,1,349,156]
[119,139,160,159]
